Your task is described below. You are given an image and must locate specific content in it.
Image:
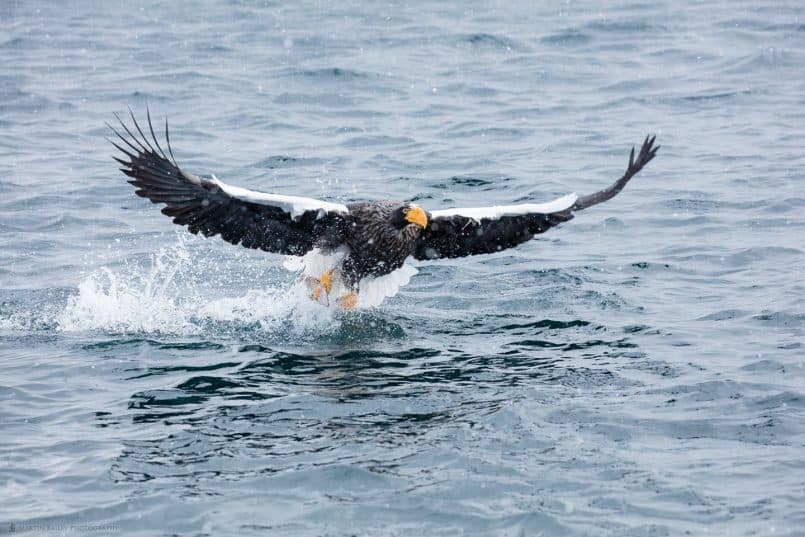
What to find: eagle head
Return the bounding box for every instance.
[391,204,428,231]
[390,203,428,231]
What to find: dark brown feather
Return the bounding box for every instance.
[111,112,347,256]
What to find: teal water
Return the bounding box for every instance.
[1,1,804,535]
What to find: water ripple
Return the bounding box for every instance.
[2,1,805,535]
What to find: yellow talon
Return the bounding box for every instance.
[337,292,358,310]
[311,269,335,304]
[319,269,334,295]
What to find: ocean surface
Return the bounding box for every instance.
[1,1,804,535]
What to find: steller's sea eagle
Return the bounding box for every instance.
[109,111,658,309]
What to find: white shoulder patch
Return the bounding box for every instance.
[430,192,578,222]
[211,175,349,219]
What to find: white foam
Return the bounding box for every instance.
[58,266,195,334]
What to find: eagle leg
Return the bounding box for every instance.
[310,269,335,305]
[337,292,358,311]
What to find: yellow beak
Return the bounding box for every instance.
[404,206,428,229]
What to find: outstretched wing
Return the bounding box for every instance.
[414,136,658,260]
[109,110,349,256]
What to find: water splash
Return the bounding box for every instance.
[56,237,340,337]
